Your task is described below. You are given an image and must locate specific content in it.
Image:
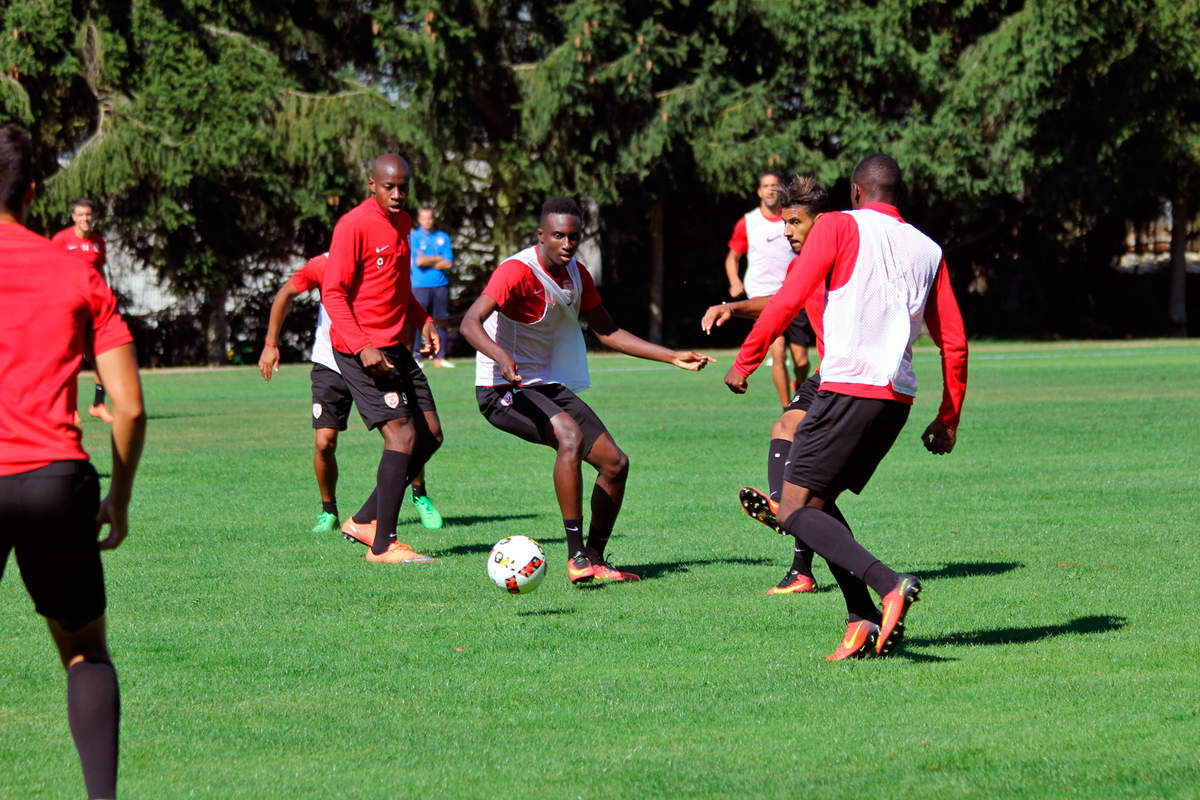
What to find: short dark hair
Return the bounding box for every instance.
[540,196,582,222]
[851,153,903,202]
[71,197,94,212]
[757,170,784,186]
[0,123,33,216]
[779,175,831,216]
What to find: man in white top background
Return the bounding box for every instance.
[724,170,815,407]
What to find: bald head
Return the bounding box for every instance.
[368,154,411,218]
[849,153,902,208]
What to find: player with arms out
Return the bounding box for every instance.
[1,123,146,799]
[51,197,114,423]
[461,196,715,584]
[258,253,443,535]
[321,154,444,564]
[725,154,968,660]
[702,175,832,594]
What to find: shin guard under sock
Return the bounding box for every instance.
[585,483,620,558]
[67,659,119,800]
[371,450,411,555]
[766,438,791,502]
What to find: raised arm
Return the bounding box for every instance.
[700,296,773,334]
[92,343,146,550]
[584,305,715,370]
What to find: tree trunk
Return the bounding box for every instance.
[205,284,229,365]
[1168,192,1189,337]
[649,201,664,344]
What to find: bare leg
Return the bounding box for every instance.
[582,433,629,557]
[788,341,810,385]
[768,336,790,407]
[313,428,338,503]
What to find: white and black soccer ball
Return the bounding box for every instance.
[487,535,547,594]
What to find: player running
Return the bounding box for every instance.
[51,197,114,423]
[702,175,832,594]
[461,196,715,584]
[258,253,444,536]
[320,154,444,564]
[1,123,146,800]
[725,155,968,660]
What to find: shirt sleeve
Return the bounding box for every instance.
[577,263,602,312]
[733,213,849,376]
[86,266,133,356]
[439,233,454,265]
[290,256,324,294]
[95,234,107,271]
[321,218,370,353]
[482,259,530,312]
[923,258,969,429]
[727,216,748,255]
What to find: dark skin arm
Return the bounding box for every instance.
[258,281,301,381]
[583,304,715,369]
[700,296,772,334]
[461,294,522,383]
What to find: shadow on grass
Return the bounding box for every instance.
[433,533,563,557]
[515,608,576,617]
[917,561,1024,580]
[906,615,1128,649]
[436,512,543,529]
[626,556,773,580]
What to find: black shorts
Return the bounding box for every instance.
[785,392,910,496]
[784,309,816,347]
[413,285,450,321]
[311,363,353,431]
[477,383,609,457]
[784,373,821,414]
[332,345,438,430]
[0,460,105,631]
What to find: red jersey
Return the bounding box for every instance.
[1,223,133,475]
[321,198,429,353]
[51,227,107,275]
[290,253,326,294]
[734,203,967,429]
[482,252,602,322]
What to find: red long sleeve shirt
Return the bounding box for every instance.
[321,198,429,353]
[734,203,968,429]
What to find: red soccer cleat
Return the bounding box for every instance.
[365,541,433,564]
[341,518,377,547]
[877,574,922,655]
[739,486,785,535]
[826,619,880,661]
[766,569,816,595]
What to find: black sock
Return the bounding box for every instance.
[321,500,338,516]
[411,483,427,500]
[766,438,791,502]
[584,484,619,559]
[563,518,584,558]
[67,659,119,800]
[353,488,377,524]
[789,544,814,575]
[371,450,411,555]
[828,562,881,623]
[781,506,884,587]
[92,384,105,407]
[863,561,901,596]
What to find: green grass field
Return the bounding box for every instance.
[2,339,1199,798]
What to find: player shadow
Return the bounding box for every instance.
[904,614,1127,650]
[432,533,562,557]
[433,512,543,530]
[515,608,576,617]
[915,561,1024,581]
[626,556,774,581]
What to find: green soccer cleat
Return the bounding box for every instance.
[411,494,444,530]
[311,511,339,535]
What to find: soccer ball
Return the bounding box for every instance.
[487,535,547,594]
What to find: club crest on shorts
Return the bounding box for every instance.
[384,391,400,408]
[501,390,513,407]
[312,403,323,420]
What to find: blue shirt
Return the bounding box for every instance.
[410,227,454,288]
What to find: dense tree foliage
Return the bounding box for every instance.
[1,0,1195,363]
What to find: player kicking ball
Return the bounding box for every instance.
[701,175,831,595]
[461,197,715,584]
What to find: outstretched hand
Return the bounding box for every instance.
[922,419,956,455]
[724,365,748,394]
[700,304,733,334]
[672,351,717,371]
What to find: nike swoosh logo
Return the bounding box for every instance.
[375,245,389,253]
